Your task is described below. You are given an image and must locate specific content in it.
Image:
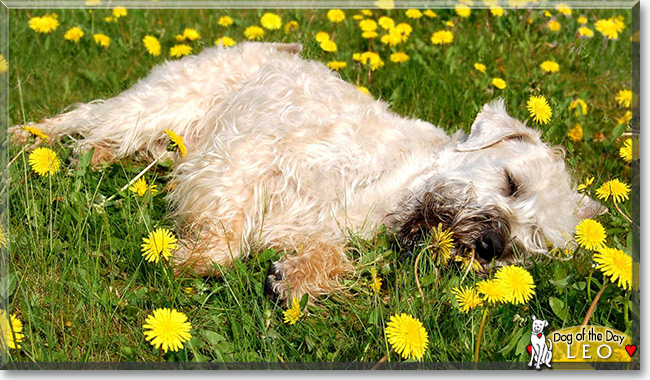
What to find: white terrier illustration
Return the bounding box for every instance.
[528,315,553,369]
[10,42,605,302]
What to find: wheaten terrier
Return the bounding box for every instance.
[11,42,604,302]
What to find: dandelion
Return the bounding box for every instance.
[93,34,111,47]
[284,21,299,33]
[28,15,59,33]
[578,27,594,38]
[141,228,178,263]
[112,7,127,18]
[315,31,330,42]
[244,26,265,40]
[595,17,625,40]
[362,31,379,39]
[0,55,7,74]
[430,224,453,265]
[454,254,482,273]
[320,40,337,52]
[129,177,159,197]
[547,20,561,32]
[455,4,471,18]
[218,16,234,27]
[569,98,588,116]
[424,10,437,18]
[578,176,595,191]
[142,35,161,56]
[378,16,394,30]
[0,310,24,349]
[556,4,572,16]
[619,138,633,163]
[374,0,395,9]
[578,16,588,24]
[476,279,507,304]
[390,52,409,64]
[494,265,536,305]
[370,267,382,292]
[164,129,188,157]
[260,13,282,30]
[491,78,507,90]
[361,9,373,16]
[283,297,301,324]
[474,63,486,73]
[527,95,552,124]
[327,9,345,23]
[105,16,115,23]
[406,9,423,19]
[575,219,606,251]
[215,36,236,47]
[596,179,630,204]
[359,19,377,32]
[490,6,505,17]
[567,124,583,142]
[594,247,632,290]
[354,52,384,71]
[451,286,483,312]
[170,44,192,58]
[540,60,560,73]
[615,90,632,108]
[24,126,48,140]
[356,86,370,96]
[143,308,192,353]
[618,110,632,125]
[177,28,200,41]
[326,61,347,71]
[395,23,413,38]
[29,147,61,177]
[64,26,84,43]
[380,30,402,47]
[385,313,429,360]
[431,30,453,45]
[353,14,364,21]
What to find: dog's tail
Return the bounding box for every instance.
[547,338,553,352]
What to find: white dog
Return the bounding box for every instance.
[10,42,604,301]
[528,315,553,369]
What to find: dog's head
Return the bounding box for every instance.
[398,100,605,271]
[531,315,549,335]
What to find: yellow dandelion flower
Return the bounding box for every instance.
[0,55,7,74]
[142,35,161,56]
[424,10,437,18]
[406,9,423,19]
[359,19,378,32]
[431,30,453,45]
[143,308,191,353]
[362,31,378,39]
[112,7,127,18]
[93,33,111,47]
[0,310,24,349]
[431,224,454,265]
[556,4,572,16]
[326,61,347,71]
[547,19,561,32]
[170,44,192,58]
[129,177,159,197]
[181,28,200,41]
[374,0,395,10]
[596,179,630,204]
[618,110,632,125]
[260,13,282,30]
[215,36,236,47]
[567,124,583,142]
[616,90,632,108]
[385,313,429,360]
[29,147,61,177]
[454,255,483,273]
[63,26,84,43]
[370,267,382,292]
[356,86,371,96]
[218,16,234,27]
[455,4,471,18]
[569,98,588,116]
[575,219,606,251]
[540,60,560,73]
[355,52,384,71]
[361,9,373,16]
[578,26,594,38]
[578,176,595,191]
[164,129,188,157]
[284,20,299,33]
[244,26,265,40]
[283,297,301,324]
[104,16,115,23]
[23,126,48,140]
[491,78,507,90]
[594,247,632,290]
[476,279,507,303]
[474,63,486,73]
[390,52,409,63]
[380,30,403,47]
[619,138,633,163]
[141,228,178,263]
[353,14,364,21]
[578,16,588,24]
[527,95,552,124]
[490,6,505,17]
[595,17,624,40]
[315,31,330,42]
[378,16,394,30]
[395,23,413,37]
[494,265,536,305]
[451,286,483,312]
[327,9,345,23]
[28,15,60,33]
[320,39,337,52]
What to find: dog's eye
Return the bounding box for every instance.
[505,171,519,197]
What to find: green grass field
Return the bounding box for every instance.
[4,4,638,365]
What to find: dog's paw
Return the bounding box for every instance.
[264,262,286,302]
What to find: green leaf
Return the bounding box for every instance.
[549,297,569,323]
[0,272,17,299]
[299,293,309,309]
[203,330,225,345]
[499,326,527,354]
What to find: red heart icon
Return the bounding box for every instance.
[527,345,532,354]
[625,345,637,357]
[537,333,542,338]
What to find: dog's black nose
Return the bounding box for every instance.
[475,229,504,261]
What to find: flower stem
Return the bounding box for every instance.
[104,151,166,204]
[414,249,425,299]
[371,348,393,370]
[613,200,638,230]
[474,307,489,363]
[582,282,608,327]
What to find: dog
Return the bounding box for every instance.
[528,315,553,369]
[10,42,604,302]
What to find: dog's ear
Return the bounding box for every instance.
[457,99,539,152]
[543,320,548,328]
[575,194,608,219]
[531,315,537,321]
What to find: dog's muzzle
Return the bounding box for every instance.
[475,228,505,261]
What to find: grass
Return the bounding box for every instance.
[4,5,637,364]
